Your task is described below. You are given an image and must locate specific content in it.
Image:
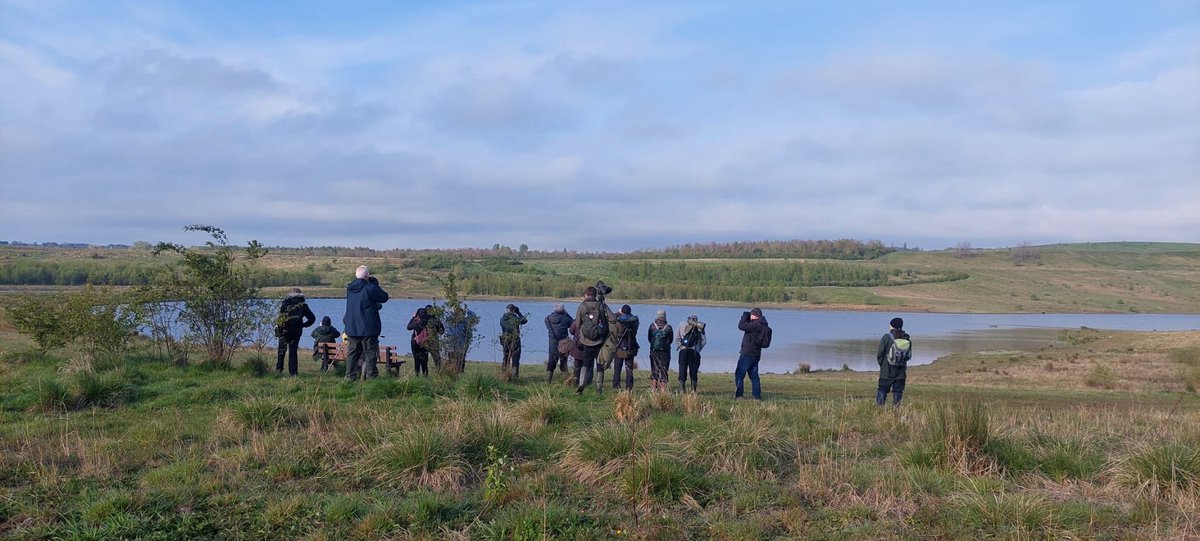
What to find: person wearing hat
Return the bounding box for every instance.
[343,265,390,381]
[676,314,706,393]
[646,309,674,392]
[875,317,912,406]
[310,315,341,371]
[544,303,573,383]
[499,303,528,379]
[735,307,770,400]
[611,305,640,390]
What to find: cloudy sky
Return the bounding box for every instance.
[1,1,1197,251]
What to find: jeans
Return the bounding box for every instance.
[346,335,379,381]
[734,354,761,399]
[876,379,906,406]
[276,337,299,375]
[678,349,700,392]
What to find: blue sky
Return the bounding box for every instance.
[1,0,1197,251]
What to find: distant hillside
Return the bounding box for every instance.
[2,242,1197,314]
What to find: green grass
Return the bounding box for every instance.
[2,330,1199,539]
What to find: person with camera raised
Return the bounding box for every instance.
[500,303,528,379]
[545,303,573,383]
[734,307,771,400]
[343,265,390,381]
[573,281,616,395]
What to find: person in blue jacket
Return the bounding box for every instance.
[343,265,389,381]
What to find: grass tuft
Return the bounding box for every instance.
[1084,365,1117,389]
[360,425,466,492]
[1113,442,1200,500]
[230,397,300,431]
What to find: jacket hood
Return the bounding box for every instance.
[346,278,368,293]
[618,313,639,323]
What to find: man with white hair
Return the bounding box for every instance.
[343,265,390,381]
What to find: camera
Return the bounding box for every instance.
[595,280,613,301]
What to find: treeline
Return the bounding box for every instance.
[627,239,894,260]
[0,261,324,287]
[460,259,966,302]
[264,238,893,260]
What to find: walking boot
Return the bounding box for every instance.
[547,371,554,384]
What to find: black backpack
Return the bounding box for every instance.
[680,325,703,348]
[758,325,772,349]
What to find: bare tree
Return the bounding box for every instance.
[954,241,975,257]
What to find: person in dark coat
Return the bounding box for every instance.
[573,284,615,395]
[675,314,706,393]
[310,316,341,371]
[343,265,389,381]
[407,306,439,377]
[876,317,911,406]
[646,309,674,392]
[499,304,528,378]
[544,303,573,383]
[276,288,316,376]
[734,308,769,399]
[612,305,640,390]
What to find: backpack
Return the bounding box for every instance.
[580,302,608,342]
[887,337,912,367]
[680,325,703,348]
[758,325,772,349]
[650,323,671,351]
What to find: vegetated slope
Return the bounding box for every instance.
[2,242,1198,313]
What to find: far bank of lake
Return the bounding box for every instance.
[302,299,1200,374]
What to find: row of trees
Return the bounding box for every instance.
[0,260,323,287]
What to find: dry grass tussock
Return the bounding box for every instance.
[514,390,568,430]
[613,390,645,424]
[698,409,795,479]
[559,423,640,486]
[679,392,714,418]
[356,424,467,493]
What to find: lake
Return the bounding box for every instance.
[301,298,1200,374]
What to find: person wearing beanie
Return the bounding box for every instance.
[544,303,574,383]
[500,304,528,379]
[676,314,706,393]
[875,317,912,406]
[310,315,341,370]
[611,305,640,390]
[343,265,390,381]
[407,306,443,378]
[735,307,771,400]
[275,288,316,376]
[646,309,674,392]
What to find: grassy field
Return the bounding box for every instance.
[1,320,1198,540]
[3,242,1198,313]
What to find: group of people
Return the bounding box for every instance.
[275,270,912,405]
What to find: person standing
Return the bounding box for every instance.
[407,306,438,378]
[876,317,912,406]
[544,303,573,383]
[343,265,389,381]
[734,308,771,400]
[275,288,316,376]
[611,305,640,390]
[675,314,706,393]
[646,310,674,392]
[499,304,528,378]
[310,315,341,372]
[574,283,614,395]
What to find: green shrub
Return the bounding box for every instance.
[1084,365,1117,389]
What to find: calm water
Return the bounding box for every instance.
[302,298,1200,374]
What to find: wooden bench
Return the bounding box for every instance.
[316,342,405,376]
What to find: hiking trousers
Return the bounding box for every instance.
[678,349,700,391]
[574,344,601,393]
[501,336,522,377]
[649,350,671,389]
[612,356,635,390]
[411,343,430,377]
[346,335,379,381]
[276,337,300,375]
